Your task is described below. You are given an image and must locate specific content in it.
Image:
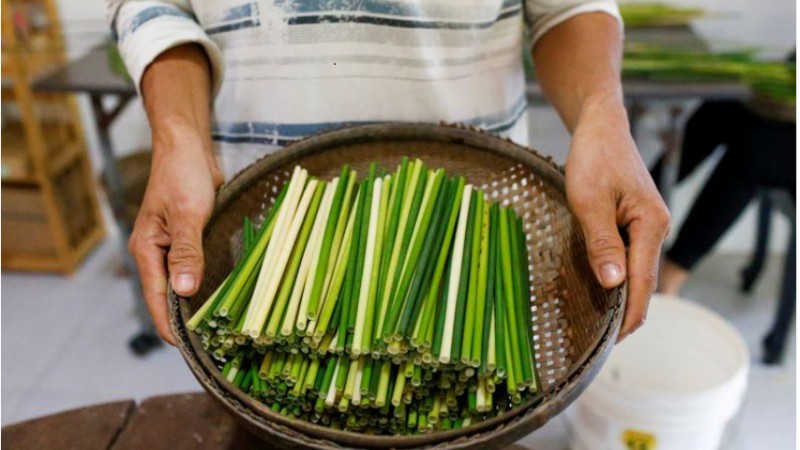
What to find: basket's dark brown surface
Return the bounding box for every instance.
[169,123,625,449]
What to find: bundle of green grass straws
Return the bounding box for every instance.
[619,2,704,28]
[188,158,540,434]
[623,43,796,103]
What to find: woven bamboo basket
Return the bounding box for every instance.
[169,123,626,449]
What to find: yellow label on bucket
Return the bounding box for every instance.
[622,429,657,450]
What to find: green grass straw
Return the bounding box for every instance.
[462,193,484,364]
[451,194,477,362]
[307,166,350,319]
[395,176,452,338]
[373,159,408,341]
[264,183,325,337]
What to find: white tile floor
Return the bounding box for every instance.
[1,240,795,449]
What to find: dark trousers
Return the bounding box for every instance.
[651,101,796,270]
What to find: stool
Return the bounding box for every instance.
[739,189,796,365]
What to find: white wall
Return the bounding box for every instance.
[58,1,152,166]
[57,0,795,254]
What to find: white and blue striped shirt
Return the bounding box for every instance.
[108,0,621,177]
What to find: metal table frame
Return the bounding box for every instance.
[34,49,158,354]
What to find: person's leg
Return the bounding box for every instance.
[659,139,757,295]
[650,101,749,186]
[750,119,796,195]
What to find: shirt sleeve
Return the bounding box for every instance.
[524,0,623,49]
[106,0,224,98]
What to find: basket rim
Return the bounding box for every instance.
[169,122,626,448]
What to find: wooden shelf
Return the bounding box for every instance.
[47,139,81,175]
[1,174,39,186]
[2,0,65,86]
[1,48,63,88]
[1,224,104,273]
[0,126,85,186]
[1,121,33,182]
[0,39,65,84]
[1,253,67,272]
[2,119,80,180]
[1,0,105,273]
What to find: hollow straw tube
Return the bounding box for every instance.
[297,179,340,333]
[308,167,351,319]
[244,167,307,336]
[451,194,477,363]
[439,185,472,364]
[353,177,382,355]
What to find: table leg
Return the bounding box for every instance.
[658,104,686,207]
[627,100,646,141]
[89,94,160,355]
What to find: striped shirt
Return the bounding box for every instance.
[108,0,621,177]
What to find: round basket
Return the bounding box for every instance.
[169,123,626,449]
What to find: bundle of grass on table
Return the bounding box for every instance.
[187,159,540,434]
[623,42,796,104]
[619,2,704,28]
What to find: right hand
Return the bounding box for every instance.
[128,128,223,345]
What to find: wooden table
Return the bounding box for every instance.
[2,393,265,450]
[2,393,530,450]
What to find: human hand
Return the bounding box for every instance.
[565,94,670,341]
[128,127,223,344]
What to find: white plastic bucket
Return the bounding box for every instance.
[567,294,749,450]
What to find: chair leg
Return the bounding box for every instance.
[762,226,796,365]
[741,193,773,293]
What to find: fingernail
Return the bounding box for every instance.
[174,274,196,294]
[600,263,623,285]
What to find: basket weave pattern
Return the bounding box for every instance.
[169,123,625,449]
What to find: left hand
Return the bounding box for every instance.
[565,94,671,341]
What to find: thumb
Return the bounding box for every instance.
[575,202,627,289]
[167,217,205,297]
